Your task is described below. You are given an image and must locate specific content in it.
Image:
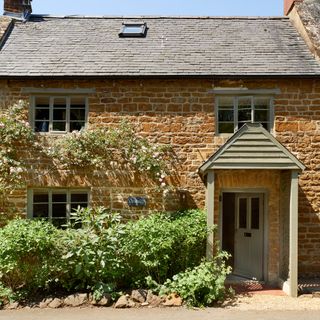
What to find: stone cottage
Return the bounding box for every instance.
[0,0,320,297]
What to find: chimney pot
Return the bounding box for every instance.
[284,0,303,15]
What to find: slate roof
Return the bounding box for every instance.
[0,15,320,77]
[198,123,306,172]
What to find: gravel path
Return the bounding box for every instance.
[222,294,320,310]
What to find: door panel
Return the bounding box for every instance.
[234,194,264,280]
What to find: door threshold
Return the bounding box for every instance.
[225,273,265,285]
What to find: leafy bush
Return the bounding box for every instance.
[0,219,59,293]
[56,207,126,291]
[120,209,210,286]
[151,252,231,307]
[0,207,228,307]
[56,208,209,290]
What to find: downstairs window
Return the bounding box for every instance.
[28,189,89,227]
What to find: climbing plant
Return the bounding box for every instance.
[48,121,173,184]
[0,101,34,195]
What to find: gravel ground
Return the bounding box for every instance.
[222,294,320,310]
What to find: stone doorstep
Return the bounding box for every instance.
[225,275,286,296]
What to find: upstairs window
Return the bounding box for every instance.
[32,96,88,133]
[216,96,273,134]
[119,22,147,37]
[28,189,89,227]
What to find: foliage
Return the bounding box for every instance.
[48,122,172,183]
[150,253,231,307]
[0,219,59,293]
[0,101,34,194]
[56,207,126,291]
[0,283,13,306]
[120,209,210,285]
[0,208,229,307]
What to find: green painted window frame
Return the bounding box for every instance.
[215,95,274,135]
[30,95,89,134]
[27,188,90,226]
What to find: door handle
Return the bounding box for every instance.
[244,232,252,237]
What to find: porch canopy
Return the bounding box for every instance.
[199,123,305,297]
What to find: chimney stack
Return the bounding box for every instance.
[284,0,303,15]
[3,0,32,19]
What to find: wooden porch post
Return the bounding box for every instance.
[206,171,215,259]
[289,170,299,297]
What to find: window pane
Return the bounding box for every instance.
[35,109,49,120]
[53,98,67,108]
[218,97,234,107]
[33,204,49,218]
[53,109,66,121]
[35,98,50,132]
[70,121,85,132]
[255,110,268,122]
[52,193,67,203]
[219,123,234,133]
[254,98,270,109]
[35,97,50,108]
[251,198,260,229]
[71,97,86,109]
[70,109,85,121]
[71,193,88,203]
[238,97,252,123]
[34,193,49,203]
[218,108,234,122]
[71,204,87,213]
[35,121,49,132]
[52,204,67,218]
[71,193,88,212]
[70,98,86,131]
[239,198,247,229]
[53,122,66,131]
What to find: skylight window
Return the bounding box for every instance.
[119,22,147,38]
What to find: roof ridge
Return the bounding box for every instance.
[29,14,289,20]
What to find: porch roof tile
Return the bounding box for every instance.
[199,123,306,173]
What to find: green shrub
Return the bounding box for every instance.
[56,207,126,290]
[120,209,210,286]
[0,207,227,307]
[0,219,59,293]
[153,252,231,307]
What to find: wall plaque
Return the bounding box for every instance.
[127,196,147,207]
